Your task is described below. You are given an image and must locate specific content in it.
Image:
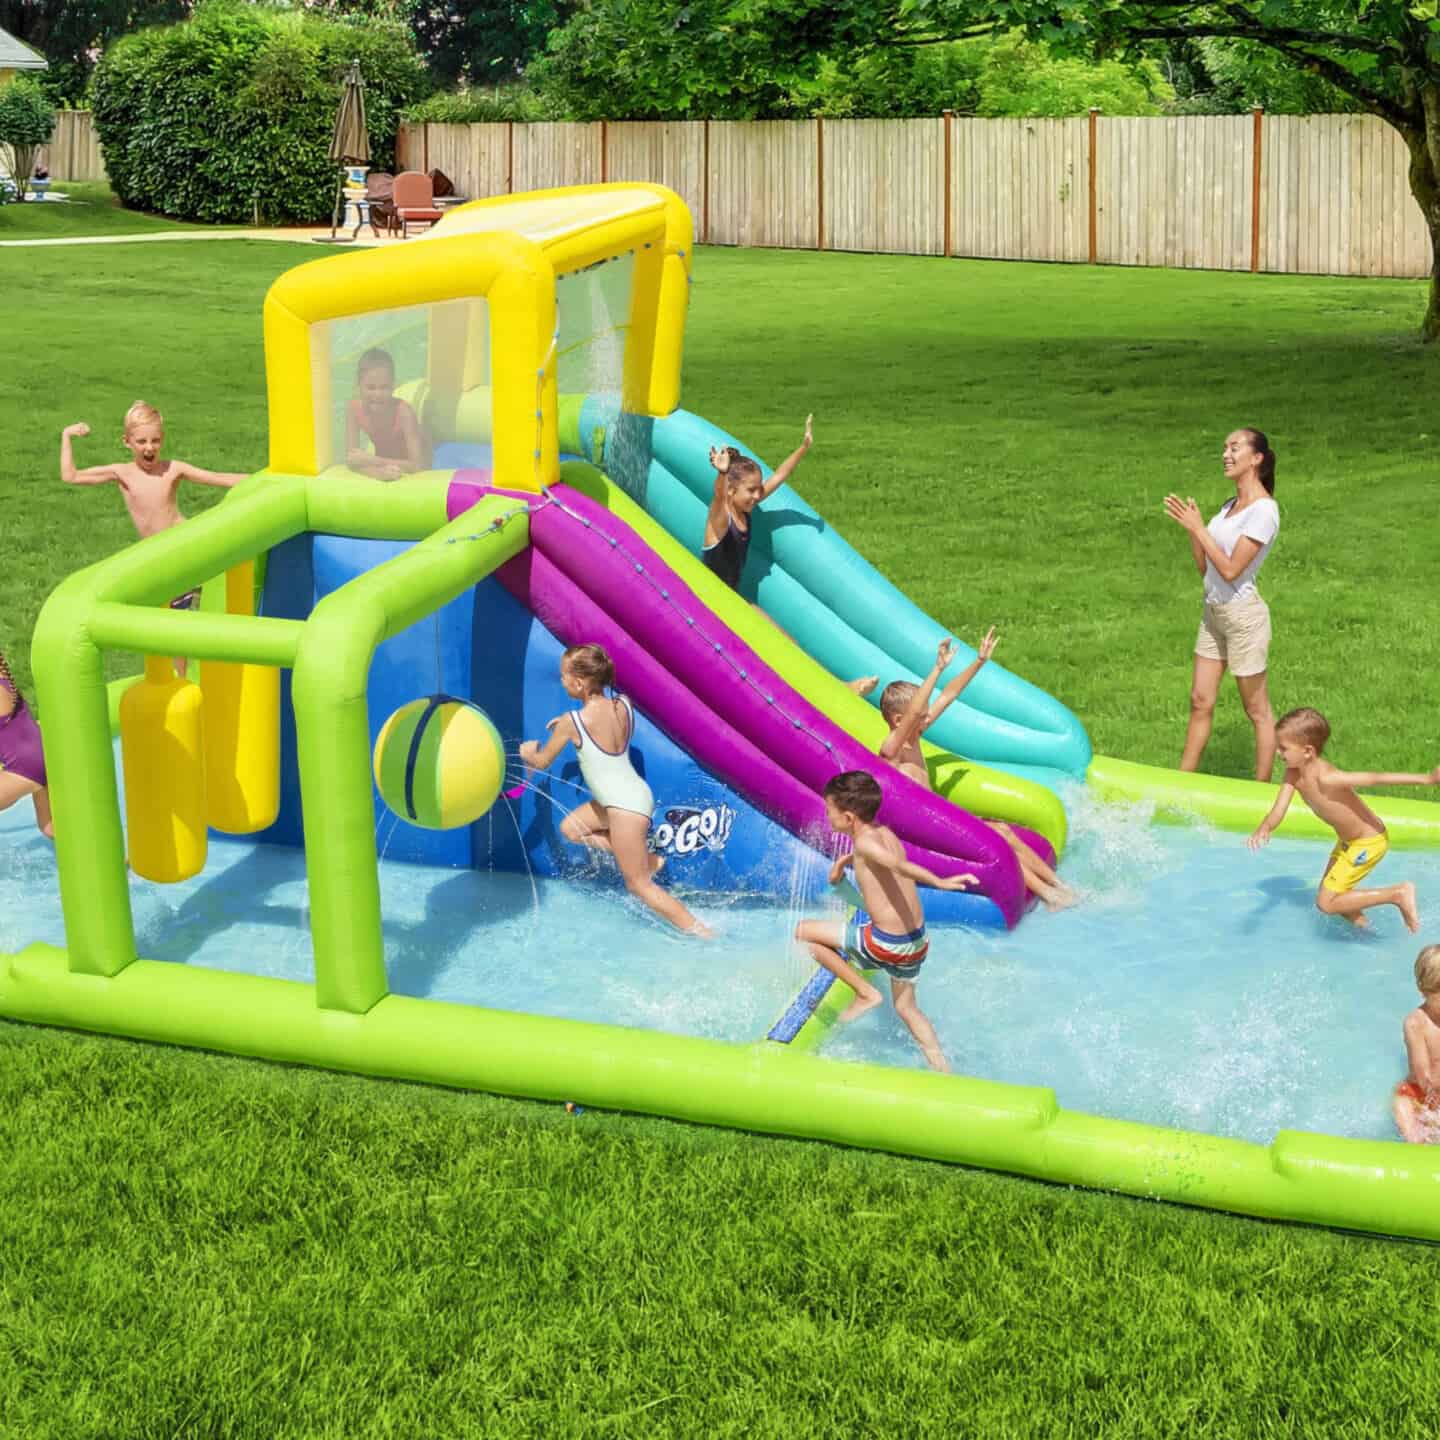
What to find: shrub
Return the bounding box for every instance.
[404,87,548,125]
[0,78,57,203]
[90,2,433,225]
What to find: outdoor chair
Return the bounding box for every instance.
[364,172,396,237]
[393,170,443,238]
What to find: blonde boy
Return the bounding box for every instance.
[1394,944,1440,1144]
[1248,706,1439,930]
[61,402,248,672]
[878,630,1079,911]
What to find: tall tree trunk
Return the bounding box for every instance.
[1417,82,1440,344]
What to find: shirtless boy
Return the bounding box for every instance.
[1394,944,1440,1143]
[1248,706,1439,931]
[61,403,247,672]
[794,770,976,1072]
[878,631,1078,911]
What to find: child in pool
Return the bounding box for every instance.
[345,347,428,481]
[1248,707,1439,931]
[877,632,1079,912]
[519,643,712,937]
[1394,944,1440,1143]
[704,417,876,696]
[0,649,51,838]
[60,402,248,674]
[795,770,977,1072]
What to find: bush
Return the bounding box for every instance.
[90,1,433,225]
[0,78,57,203]
[404,87,548,125]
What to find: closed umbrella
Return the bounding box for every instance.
[316,60,372,244]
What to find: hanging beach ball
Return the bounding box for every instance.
[373,695,506,830]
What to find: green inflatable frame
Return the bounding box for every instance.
[5,466,1440,1242]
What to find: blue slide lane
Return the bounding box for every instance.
[578,398,1092,790]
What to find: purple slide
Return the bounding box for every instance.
[448,477,1045,926]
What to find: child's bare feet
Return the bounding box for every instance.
[839,986,883,1023]
[1042,886,1081,912]
[687,920,716,939]
[848,676,879,697]
[1398,882,1420,933]
[649,852,665,876]
[920,1044,950,1073]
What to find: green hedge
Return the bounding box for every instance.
[90,2,432,225]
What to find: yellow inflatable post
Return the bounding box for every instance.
[120,654,208,883]
[202,561,281,834]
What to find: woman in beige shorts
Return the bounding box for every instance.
[1164,429,1280,781]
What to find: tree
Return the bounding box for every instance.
[0,1,189,103]
[0,77,56,200]
[736,0,1440,342]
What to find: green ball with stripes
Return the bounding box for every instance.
[372,695,506,829]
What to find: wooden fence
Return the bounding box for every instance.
[400,111,1430,280]
[33,108,1430,279]
[37,110,106,183]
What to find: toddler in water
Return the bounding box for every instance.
[1248,707,1439,930]
[519,643,711,937]
[60,402,248,673]
[795,770,976,1072]
[0,649,51,837]
[1394,944,1440,1144]
[345,348,428,481]
[878,633,1079,911]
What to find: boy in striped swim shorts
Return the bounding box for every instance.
[794,770,976,1072]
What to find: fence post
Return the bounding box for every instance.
[507,121,515,194]
[422,123,430,174]
[702,120,711,244]
[816,116,826,251]
[599,119,608,185]
[1250,105,1264,273]
[943,110,953,258]
[1088,107,1100,264]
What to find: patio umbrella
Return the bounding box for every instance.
[317,60,371,243]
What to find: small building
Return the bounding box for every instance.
[0,25,48,86]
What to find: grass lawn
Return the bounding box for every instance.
[0,181,206,239]
[3,237,1440,1436]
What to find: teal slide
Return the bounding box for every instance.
[578,400,1092,793]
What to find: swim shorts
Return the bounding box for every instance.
[1322,833,1388,895]
[169,589,201,611]
[1396,1080,1428,1106]
[843,910,929,982]
[1195,592,1271,677]
[0,701,47,787]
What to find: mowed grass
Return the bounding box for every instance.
[3,238,1440,1436]
[0,180,205,238]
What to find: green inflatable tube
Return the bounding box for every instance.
[5,941,1439,1241]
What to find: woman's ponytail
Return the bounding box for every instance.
[1241,428,1277,495]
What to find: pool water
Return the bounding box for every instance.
[4,783,1435,1147]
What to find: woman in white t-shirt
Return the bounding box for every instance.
[1164,428,1280,781]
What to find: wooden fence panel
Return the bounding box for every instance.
[823,119,944,255]
[952,118,1086,263]
[425,122,510,199]
[604,122,706,223]
[1261,114,1427,278]
[513,122,601,193]
[707,121,817,249]
[38,110,106,182]
[1097,115,1251,270]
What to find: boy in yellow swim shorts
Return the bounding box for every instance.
[1248,707,1440,931]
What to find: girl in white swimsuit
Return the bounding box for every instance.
[519,643,712,937]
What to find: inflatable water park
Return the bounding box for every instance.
[4,184,1440,1240]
